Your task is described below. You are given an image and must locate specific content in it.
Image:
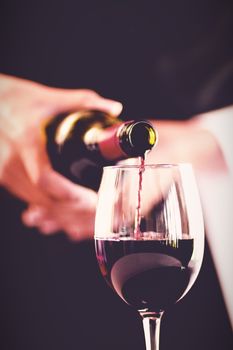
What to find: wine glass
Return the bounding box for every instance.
[94,164,204,350]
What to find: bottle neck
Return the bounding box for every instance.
[98,120,157,161]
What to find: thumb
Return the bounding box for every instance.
[48,88,123,117]
[19,133,52,185]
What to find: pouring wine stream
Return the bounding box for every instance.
[134,154,164,350]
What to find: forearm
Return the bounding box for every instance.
[148,114,228,173]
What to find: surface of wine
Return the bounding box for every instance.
[95,238,195,313]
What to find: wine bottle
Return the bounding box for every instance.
[45,110,157,190]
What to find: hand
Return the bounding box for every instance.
[0,74,122,240]
[22,173,98,241]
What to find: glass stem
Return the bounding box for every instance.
[141,312,163,350]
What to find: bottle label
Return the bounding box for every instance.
[98,125,127,160]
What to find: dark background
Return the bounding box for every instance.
[0,0,233,349]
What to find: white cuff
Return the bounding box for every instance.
[196,105,233,175]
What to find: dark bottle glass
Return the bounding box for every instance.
[45,110,157,190]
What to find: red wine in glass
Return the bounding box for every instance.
[95,237,195,313]
[94,164,204,350]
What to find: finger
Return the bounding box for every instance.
[1,154,51,205]
[65,228,93,241]
[23,201,95,241]
[22,206,61,233]
[19,130,52,184]
[18,128,84,201]
[0,134,51,205]
[19,131,98,203]
[49,88,123,116]
[22,206,46,225]
[38,169,98,202]
[38,220,61,235]
[51,202,95,241]
[22,209,92,241]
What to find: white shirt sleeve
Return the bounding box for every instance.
[195,105,233,329]
[197,105,233,174]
